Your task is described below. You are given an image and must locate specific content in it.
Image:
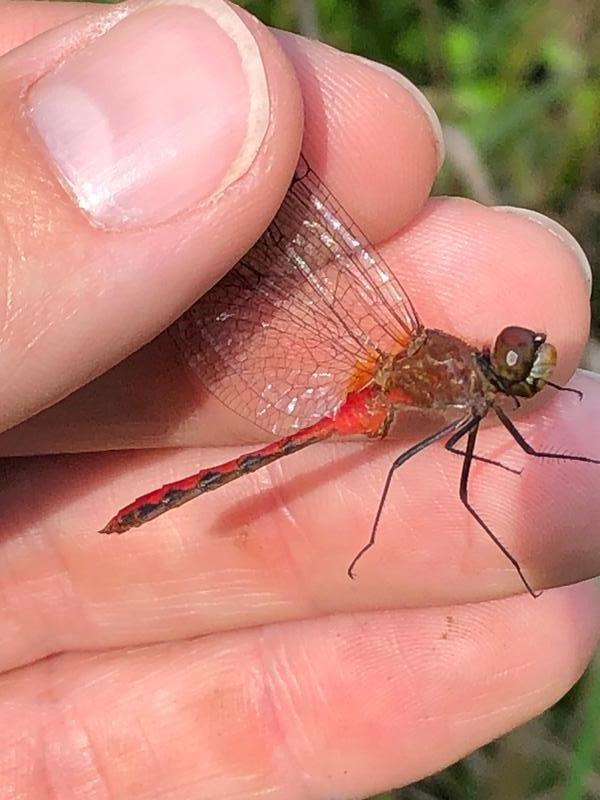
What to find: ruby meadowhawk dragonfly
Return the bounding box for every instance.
[101,156,599,597]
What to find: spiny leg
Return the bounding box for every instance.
[445,419,521,473]
[454,417,540,598]
[546,381,583,400]
[495,405,600,464]
[445,442,521,475]
[347,418,464,579]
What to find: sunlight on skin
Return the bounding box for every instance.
[0,3,598,798]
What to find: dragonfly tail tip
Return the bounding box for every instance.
[99,519,123,535]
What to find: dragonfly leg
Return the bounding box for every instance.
[545,381,583,400]
[347,417,464,579]
[445,442,521,475]
[453,417,541,598]
[495,405,600,464]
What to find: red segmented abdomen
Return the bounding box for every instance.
[100,386,392,535]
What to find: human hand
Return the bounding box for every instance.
[1,2,599,797]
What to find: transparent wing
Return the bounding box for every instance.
[171,156,422,435]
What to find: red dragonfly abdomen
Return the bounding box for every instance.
[100,386,392,534]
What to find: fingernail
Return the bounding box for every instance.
[494,206,593,295]
[353,55,445,171]
[25,0,270,228]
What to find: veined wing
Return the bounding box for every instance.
[172,156,422,435]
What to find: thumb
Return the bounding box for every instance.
[0,0,302,431]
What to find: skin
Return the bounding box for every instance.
[0,3,600,797]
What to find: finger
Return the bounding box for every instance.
[1,196,590,454]
[0,4,442,242]
[0,2,97,56]
[0,372,599,667]
[274,31,444,242]
[0,0,303,431]
[1,585,598,798]
[0,10,442,435]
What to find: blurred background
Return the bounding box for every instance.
[235,2,599,799]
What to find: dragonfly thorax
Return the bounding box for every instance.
[387,329,492,416]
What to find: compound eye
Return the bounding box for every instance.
[492,326,537,383]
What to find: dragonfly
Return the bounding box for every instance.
[100,156,599,597]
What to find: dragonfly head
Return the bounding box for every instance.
[489,326,557,398]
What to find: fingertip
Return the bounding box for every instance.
[274,31,441,242]
[352,54,445,172]
[492,206,593,296]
